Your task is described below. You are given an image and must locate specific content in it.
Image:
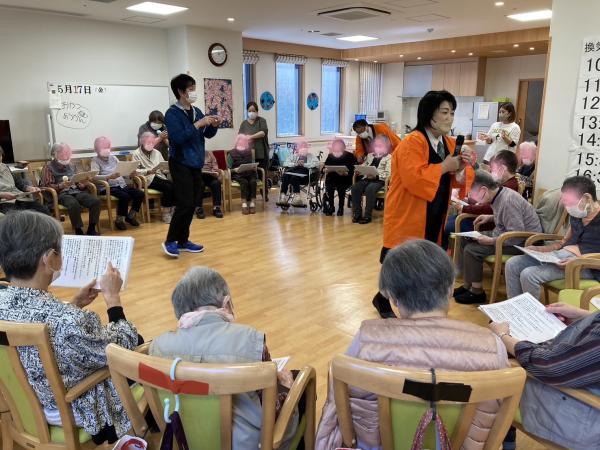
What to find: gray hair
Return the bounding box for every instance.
[0,211,63,280]
[379,240,454,314]
[171,267,231,319]
[50,142,66,157]
[472,170,499,190]
[139,131,155,147]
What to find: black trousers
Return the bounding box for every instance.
[166,160,203,245]
[58,192,101,229]
[199,173,222,207]
[351,179,384,217]
[325,173,351,208]
[281,167,310,194]
[0,199,50,215]
[148,176,174,207]
[373,247,394,314]
[106,186,144,217]
[232,172,257,201]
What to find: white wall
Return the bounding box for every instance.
[0,10,169,160]
[536,0,600,192]
[484,54,547,103]
[381,63,404,133]
[182,26,244,151]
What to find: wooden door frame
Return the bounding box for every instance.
[515,77,545,145]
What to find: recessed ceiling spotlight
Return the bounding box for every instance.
[494,1,504,6]
[227,17,235,22]
[354,58,359,61]
[399,54,404,57]
[513,44,520,48]
[508,9,552,22]
[373,60,378,63]
[468,52,474,56]
[126,2,188,15]
[529,47,535,51]
[451,50,456,53]
[307,29,320,33]
[417,56,422,60]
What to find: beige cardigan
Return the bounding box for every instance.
[315,317,509,450]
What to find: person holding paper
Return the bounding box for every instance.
[316,240,509,450]
[277,139,319,207]
[150,266,299,449]
[505,175,600,299]
[40,143,101,235]
[238,101,270,173]
[196,150,223,219]
[322,138,355,216]
[0,211,140,445]
[163,73,221,258]
[137,110,169,160]
[374,90,475,317]
[442,150,519,249]
[351,135,392,224]
[229,134,259,215]
[0,145,49,215]
[454,170,541,304]
[132,132,174,224]
[91,136,144,231]
[490,303,600,449]
[352,118,400,163]
[479,102,520,165]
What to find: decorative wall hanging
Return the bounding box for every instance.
[307,92,319,110]
[260,91,275,110]
[203,78,233,128]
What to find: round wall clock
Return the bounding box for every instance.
[208,43,227,66]
[260,91,275,110]
[307,92,319,110]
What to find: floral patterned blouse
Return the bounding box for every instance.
[0,286,138,436]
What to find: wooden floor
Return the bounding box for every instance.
[6,195,546,449]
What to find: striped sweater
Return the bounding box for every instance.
[515,311,600,390]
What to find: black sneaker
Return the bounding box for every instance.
[455,290,487,304]
[196,207,206,219]
[359,216,372,224]
[453,286,469,298]
[213,207,223,218]
[125,215,140,227]
[352,213,362,223]
[114,220,127,231]
[337,208,344,216]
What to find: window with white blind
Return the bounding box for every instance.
[276,62,302,136]
[321,65,343,134]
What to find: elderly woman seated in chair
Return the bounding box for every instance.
[40,142,101,235]
[490,302,600,449]
[277,139,319,208]
[150,266,299,449]
[315,239,509,450]
[0,210,140,445]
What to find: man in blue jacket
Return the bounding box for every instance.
[163,73,221,257]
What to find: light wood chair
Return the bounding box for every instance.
[0,320,111,449]
[331,354,526,450]
[225,149,267,212]
[106,343,316,450]
[346,171,390,215]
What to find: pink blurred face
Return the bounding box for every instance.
[331,141,345,157]
[56,145,72,163]
[235,135,250,151]
[95,137,111,157]
[297,144,309,156]
[560,189,582,208]
[141,135,157,151]
[489,161,506,180]
[371,139,389,157]
[519,144,537,165]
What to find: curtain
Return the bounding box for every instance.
[274,54,308,65]
[243,50,259,65]
[359,62,383,115]
[321,58,349,68]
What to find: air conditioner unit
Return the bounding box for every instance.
[317,6,391,21]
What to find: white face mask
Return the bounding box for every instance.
[431,119,452,135]
[187,90,198,103]
[359,131,369,139]
[566,197,589,219]
[43,250,62,283]
[150,122,163,131]
[248,112,258,120]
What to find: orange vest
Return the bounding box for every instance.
[354,123,401,162]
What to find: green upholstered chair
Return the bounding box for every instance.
[106,343,316,450]
[331,354,525,450]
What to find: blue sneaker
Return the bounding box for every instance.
[162,241,180,258]
[178,241,204,253]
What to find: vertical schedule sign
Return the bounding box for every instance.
[570,37,600,183]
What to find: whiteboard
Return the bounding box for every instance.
[47,82,171,151]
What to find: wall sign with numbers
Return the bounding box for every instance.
[570,37,600,184]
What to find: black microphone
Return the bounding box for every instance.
[455,135,465,153]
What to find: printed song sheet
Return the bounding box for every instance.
[479,293,566,344]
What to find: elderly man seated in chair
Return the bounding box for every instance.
[505,175,600,300]
[454,170,542,304]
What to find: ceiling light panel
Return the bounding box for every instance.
[126,2,188,16]
[507,9,552,22]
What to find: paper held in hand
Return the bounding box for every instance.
[514,246,562,264]
[115,161,140,176]
[272,356,290,372]
[325,165,349,174]
[152,161,169,172]
[354,165,378,177]
[478,293,566,344]
[451,230,484,239]
[70,171,98,183]
[591,297,600,311]
[237,163,259,173]
[451,197,469,207]
[51,236,134,290]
